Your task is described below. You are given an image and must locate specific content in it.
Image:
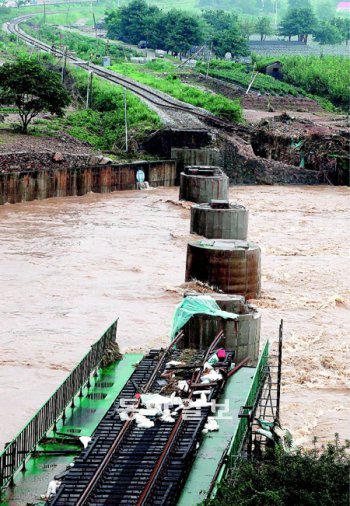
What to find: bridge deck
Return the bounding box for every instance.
[178,366,256,506]
[2,354,142,506]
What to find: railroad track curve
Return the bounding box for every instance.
[6,13,243,132]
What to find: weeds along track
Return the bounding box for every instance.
[6,14,243,132]
[7,12,252,134]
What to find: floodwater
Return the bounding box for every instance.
[0,186,349,449]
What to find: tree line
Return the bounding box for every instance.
[105,0,250,56]
[105,0,349,57]
[279,0,349,45]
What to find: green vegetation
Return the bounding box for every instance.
[201,10,249,57]
[109,62,242,122]
[196,56,348,110]
[105,0,204,54]
[105,0,250,56]
[196,60,305,96]
[65,67,160,152]
[0,58,70,133]
[255,16,273,41]
[207,436,350,506]
[279,5,318,43]
[23,23,136,65]
[270,55,349,108]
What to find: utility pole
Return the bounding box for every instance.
[86,70,93,109]
[274,0,278,28]
[124,87,128,153]
[93,12,97,38]
[205,41,213,79]
[66,0,71,25]
[61,46,67,83]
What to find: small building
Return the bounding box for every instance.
[260,60,283,80]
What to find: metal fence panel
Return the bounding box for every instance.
[0,319,118,490]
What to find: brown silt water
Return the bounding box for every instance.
[0,186,349,448]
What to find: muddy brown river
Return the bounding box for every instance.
[0,186,349,449]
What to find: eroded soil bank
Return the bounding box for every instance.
[0,186,349,448]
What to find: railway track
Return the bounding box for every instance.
[6,14,251,136]
[45,331,231,505]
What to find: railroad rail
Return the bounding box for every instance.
[6,14,251,137]
[47,331,231,505]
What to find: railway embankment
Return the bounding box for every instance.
[2,13,349,192]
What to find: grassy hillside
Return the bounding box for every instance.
[109,61,243,122]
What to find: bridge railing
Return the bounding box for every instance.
[0,319,118,491]
[212,340,270,491]
[228,339,270,465]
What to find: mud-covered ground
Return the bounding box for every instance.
[0,186,349,448]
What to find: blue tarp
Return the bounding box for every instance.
[170,295,239,340]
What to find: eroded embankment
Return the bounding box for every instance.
[0,186,349,449]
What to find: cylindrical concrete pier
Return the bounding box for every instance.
[190,202,248,240]
[185,239,261,299]
[179,166,228,203]
[180,294,261,364]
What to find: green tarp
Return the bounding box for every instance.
[170,295,238,340]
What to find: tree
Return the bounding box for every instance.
[214,27,249,57]
[240,17,256,40]
[279,6,317,42]
[118,0,161,45]
[208,436,350,506]
[255,16,273,40]
[0,59,70,134]
[202,10,248,56]
[313,21,343,45]
[163,10,204,55]
[105,10,121,40]
[332,17,350,45]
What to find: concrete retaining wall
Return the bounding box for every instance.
[0,160,176,204]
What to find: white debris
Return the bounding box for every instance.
[134,413,154,429]
[141,393,183,410]
[202,417,219,434]
[177,380,190,392]
[160,409,175,423]
[79,436,92,449]
[166,360,185,367]
[188,393,211,409]
[138,408,161,417]
[46,479,61,498]
[200,369,223,384]
[119,410,131,421]
[203,362,213,371]
[192,390,211,397]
